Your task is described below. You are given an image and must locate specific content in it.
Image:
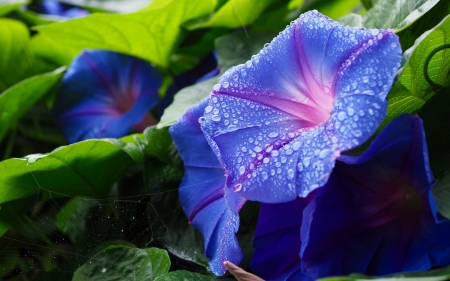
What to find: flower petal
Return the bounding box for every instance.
[201,11,401,202]
[53,50,161,143]
[251,198,312,280]
[300,115,450,277]
[169,99,245,276]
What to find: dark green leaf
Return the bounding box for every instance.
[419,88,450,175]
[0,67,66,142]
[433,172,450,220]
[35,0,216,67]
[72,246,170,281]
[143,126,180,166]
[362,0,439,32]
[380,15,450,131]
[0,196,37,237]
[155,270,216,281]
[318,264,450,281]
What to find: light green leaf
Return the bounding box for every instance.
[31,34,79,66]
[59,0,151,13]
[72,246,170,281]
[0,67,66,142]
[381,15,450,131]
[0,18,35,92]
[299,0,362,20]
[34,0,216,67]
[155,271,216,281]
[187,0,277,29]
[0,0,28,16]
[158,30,277,128]
[362,0,440,32]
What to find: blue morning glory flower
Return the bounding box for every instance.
[53,50,161,143]
[251,114,450,280]
[169,99,245,276]
[200,10,402,203]
[300,114,450,278]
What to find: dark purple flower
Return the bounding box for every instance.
[200,10,402,203]
[252,114,450,280]
[169,99,245,276]
[53,50,161,143]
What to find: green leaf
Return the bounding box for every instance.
[0,0,28,16]
[187,0,277,29]
[419,88,450,175]
[158,30,277,128]
[0,67,66,143]
[155,271,216,281]
[362,0,440,32]
[72,246,170,281]
[318,264,450,281]
[0,18,35,92]
[433,172,450,220]
[381,15,450,131]
[0,196,37,237]
[338,13,362,27]
[59,0,150,13]
[31,34,79,66]
[35,0,216,67]
[143,126,180,166]
[299,0,362,20]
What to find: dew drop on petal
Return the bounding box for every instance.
[303,157,311,168]
[223,82,229,88]
[337,112,346,121]
[271,150,280,157]
[269,132,279,138]
[293,141,302,151]
[288,169,294,179]
[234,183,242,192]
[261,172,268,181]
[213,84,221,91]
[205,105,213,113]
[212,115,221,122]
[254,146,262,152]
[239,166,245,175]
[319,149,330,159]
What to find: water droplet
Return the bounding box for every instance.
[261,172,268,181]
[391,42,397,48]
[211,115,221,122]
[362,76,369,83]
[285,149,293,155]
[254,146,262,152]
[263,157,270,164]
[293,141,302,151]
[319,149,330,159]
[246,60,252,68]
[370,29,379,36]
[204,105,213,113]
[303,157,311,168]
[269,132,279,138]
[265,145,273,153]
[337,112,346,121]
[323,86,330,94]
[240,69,247,77]
[297,162,303,171]
[288,169,294,179]
[373,103,380,109]
[347,107,354,116]
[239,166,245,175]
[352,130,362,137]
[213,84,221,91]
[233,74,239,82]
[234,183,242,192]
[241,147,247,152]
[271,150,280,157]
[223,82,229,88]
[198,117,205,123]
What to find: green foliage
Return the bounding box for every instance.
[72,246,170,280]
[155,270,217,281]
[433,172,450,220]
[362,0,440,32]
[59,0,150,13]
[187,0,277,29]
[381,15,450,131]
[0,67,65,142]
[35,0,216,67]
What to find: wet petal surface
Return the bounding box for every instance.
[170,99,245,276]
[201,10,402,202]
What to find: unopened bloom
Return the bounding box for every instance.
[251,115,450,280]
[201,10,402,203]
[53,50,161,143]
[169,99,245,276]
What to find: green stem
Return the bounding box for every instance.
[2,126,16,160]
[21,215,70,261]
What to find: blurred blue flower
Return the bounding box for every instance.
[200,10,402,203]
[251,115,450,280]
[53,50,161,143]
[169,99,245,276]
[28,0,88,18]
